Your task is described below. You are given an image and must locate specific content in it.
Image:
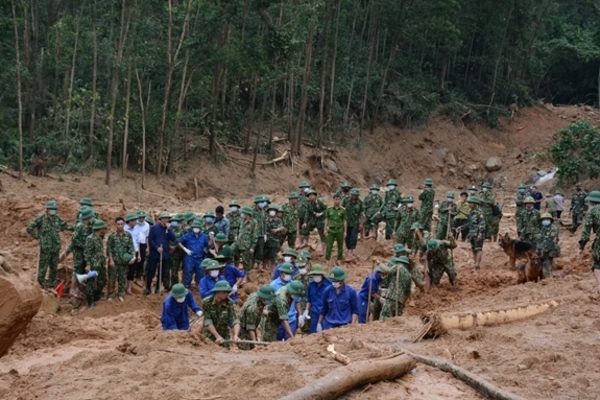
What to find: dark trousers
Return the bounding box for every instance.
[146,257,168,292]
[454,219,468,241]
[556,210,562,219]
[345,225,359,250]
[136,243,147,279]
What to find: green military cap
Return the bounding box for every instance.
[387,179,398,186]
[173,213,185,221]
[307,189,317,196]
[369,184,380,191]
[288,192,300,199]
[298,250,312,259]
[296,257,308,267]
[524,196,535,204]
[340,182,351,188]
[203,210,216,218]
[184,211,196,221]
[540,213,554,220]
[219,246,233,259]
[46,200,59,209]
[257,284,276,300]
[201,258,213,268]
[282,248,297,257]
[267,203,278,211]
[204,260,222,270]
[137,210,148,218]
[446,191,455,199]
[481,182,493,189]
[545,193,552,198]
[576,182,582,188]
[191,220,203,228]
[350,188,360,196]
[170,283,188,298]
[518,183,527,189]
[308,264,325,276]
[585,190,600,203]
[253,195,263,203]
[554,190,561,195]
[403,195,415,203]
[410,222,423,231]
[391,256,410,265]
[214,233,228,242]
[286,280,305,295]
[229,200,241,207]
[241,206,254,216]
[92,219,107,230]
[79,197,93,206]
[278,262,295,274]
[125,212,138,222]
[214,254,229,263]
[122,253,134,262]
[277,205,285,213]
[80,207,95,220]
[158,211,171,220]
[298,181,310,188]
[467,195,480,204]
[426,239,440,251]
[468,185,477,191]
[424,178,433,186]
[393,243,407,253]
[212,281,233,292]
[328,266,347,281]
[264,196,271,203]
[375,264,390,274]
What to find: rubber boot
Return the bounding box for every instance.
[87,294,95,308]
[107,280,115,300]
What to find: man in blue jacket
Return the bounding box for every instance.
[161,284,203,330]
[317,266,358,331]
[178,220,210,289]
[357,264,388,323]
[146,212,177,295]
[199,259,226,299]
[305,264,331,333]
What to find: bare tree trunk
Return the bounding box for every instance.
[294,26,315,155]
[317,1,331,148]
[359,19,379,138]
[64,10,81,140]
[344,6,369,127]
[121,61,132,177]
[328,0,341,127]
[251,95,267,174]
[135,69,148,189]
[489,4,513,106]
[244,74,258,153]
[89,0,98,160]
[12,0,24,179]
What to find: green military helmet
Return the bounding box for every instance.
[393,243,407,253]
[524,196,535,204]
[288,192,300,199]
[328,266,348,281]
[518,183,527,189]
[391,255,410,265]
[555,190,561,195]
[298,249,312,259]
[277,205,285,213]
[410,222,423,231]
[92,219,107,230]
[125,212,138,222]
[307,189,317,196]
[467,195,480,204]
[219,246,233,259]
[375,264,390,274]
[204,259,222,270]
[253,195,264,203]
[80,207,95,220]
[424,178,433,186]
[264,196,271,204]
[170,283,188,299]
[79,197,93,207]
[267,203,278,211]
[403,195,415,203]
[426,239,440,252]
[46,200,59,209]
[257,284,276,300]
[296,257,308,267]
[212,281,233,292]
[240,206,254,216]
[386,179,398,186]
[585,190,600,204]
[184,211,196,221]
[203,210,216,218]
[298,181,311,188]
[308,264,325,276]
[446,191,455,199]
[282,248,297,258]
[137,210,148,218]
[122,253,134,263]
[540,213,554,220]
[576,182,582,188]
[146,217,154,225]
[482,182,493,189]
[229,200,241,207]
[158,211,171,220]
[201,258,213,268]
[214,233,228,242]
[214,254,229,263]
[545,193,552,198]
[191,219,203,229]
[278,262,295,274]
[468,185,477,192]
[369,184,380,191]
[340,182,352,189]
[350,188,360,196]
[286,280,305,296]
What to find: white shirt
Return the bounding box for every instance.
[124,224,141,252]
[137,221,150,245]
[554,195,564,212]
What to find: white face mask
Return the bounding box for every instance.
[193,228,200,234]
[482,188,488,192]
[210,270,219,278]
[303,188,310,193]
[291,294,299,300]
[282,274,292,282]
[269,210,276,217]
[407,203,414,208]
[447,198,453,202]
[284,256,292,263]
[240,213,246,219]
[48,210,57,216]
[469,190,476,195]
[313,276,323,283]
[174,297,186,303]
[434,204,439,209]
[387,185,395,191]
[298,268,307,275]
[371,190,378,195]
[332,281,341,289]
[231,206,239,212]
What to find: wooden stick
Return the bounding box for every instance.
[366,259,375,323]
[327,344,351,365]
[406,351,526,400]
[223,339,270,346]
[141,188,172,199]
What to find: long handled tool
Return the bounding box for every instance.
[224,339,270,346]
[394,263,400,317]
[366,259,376,323]
[158,247,163,295]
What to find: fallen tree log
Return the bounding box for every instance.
[406,351,526,400]
[413,295,581,341]
[279,353,415,400]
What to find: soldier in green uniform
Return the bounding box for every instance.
[341,188,364,258]
[27,200,72,288]
[202,211,220,237]
[376,179,402,240]
[282,192,300,249]
[515,183,528,232]
[324,193,347,266]
[263,280,305,341]
[296,181,311,241]
[167,214,186,289]
[336,182,352,201]
[544,194,557,220]
[84,219,108,307]
[518,197,541,243]
[537,213,560,279]
[106,216,136,301]
[364,184,383,239]
[462,196,485,271]
[395,240,425,291]
[293,256,311,334]
[299,189,327,254]
[275,206,288,248]
[436,192,458,240]
[202,281,240,347]
[234,206,259,272]
[226,200,242,262]
[66,206,94,293]
[578,190,600,293]
[253,195,269,269]
[264,204,285,271]
[571,183,587,232]
[73,197,100,225]
[419,178,435,231]
[396,195,421,251]
[381,256,412,320]
[479,182,495,240]
[424,238,457,288]
[238,284,276,349]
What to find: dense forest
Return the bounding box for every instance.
[1,0,600,183]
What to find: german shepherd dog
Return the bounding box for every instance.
[498,233,536,269]
[517,250,543,283]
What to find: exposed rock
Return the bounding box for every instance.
[537,170,548,177]
[485,157,503,172]
[325,159,338,173]
[446,152,457,166]
[463,164,479,177]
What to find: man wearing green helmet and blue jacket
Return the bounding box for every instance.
[161,283,203,331]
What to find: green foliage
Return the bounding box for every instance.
[550,120,600,183]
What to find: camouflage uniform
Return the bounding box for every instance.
[300,199,327,241]
[27,213,71,288]
[106,230,135,296]
[73,209,100,226]
[238,292,265,349]
[364,192,383,237]
[537,224,560,278]
[253,207,267,263]
[167,226,186,288]
[545,197,557,219]
[396,208,421,250]
[202,295,239,346]
[436,201,458,240]
[518,208,541,243]
[419,188,435,231]
[481,191,496,239]
[68,221,93,275]
[235,219,258,271]
[427,240,457,286]
[297,194,309,227]
[294,273,311,334]
[84,233,107,301]
[466,206,486,252]
[515,192,527,232]
[282,203,299,248]
[380,189,402,239]
[381,264,411,319]
[341,197,364,250]
[203,225,219,237]
[226,211,242,244]
[265,217,284,262]
[571,192,586,231]
[579,204,600,270]
[263,286,292,342]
